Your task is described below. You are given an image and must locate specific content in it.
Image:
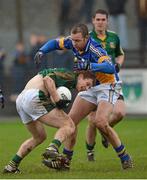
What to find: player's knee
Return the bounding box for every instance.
[69,120,76,135]
[95,118,108,133]
[114,109,126,121]
[87,112,96,123]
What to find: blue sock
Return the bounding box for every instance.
[63,148,73,160]
[114,144,130,162]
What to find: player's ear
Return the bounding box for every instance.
[85,35,89,39]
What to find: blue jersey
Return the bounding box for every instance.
[39,36,119,84]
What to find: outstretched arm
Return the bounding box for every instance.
[34,37,72,66]
[34,39,59,66]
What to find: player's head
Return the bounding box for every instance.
[92,9,109,33]
[70,23,89,51]
[76,71,95,91]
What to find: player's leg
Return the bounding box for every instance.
[62,95,96,167]
[95,100,133,169]
[40,108,75,160]
[3,121,46,173]
[109,97,126,127]
[86,112,97,161]
[99,97,126,149]
[85,96,126,161]
[43,95,96,170]
[100,97,126,148]
[43,128,78,171]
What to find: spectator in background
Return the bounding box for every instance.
[37,34,49,70]
[105,0,128,49]
[0,47,6,88]
[136,0,147,64]
[28,33,49,78]
[28,33,40,77]
[80,0,95,29]
[58,0,71,35]
[0,87,4,109]
[10,42,28,102]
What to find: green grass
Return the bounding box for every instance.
[0,117,147,179]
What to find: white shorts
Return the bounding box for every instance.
[78,83,122,106]
[16,89,55,124]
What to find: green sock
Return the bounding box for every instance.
[9,154,22,167]
[86,141,96,151]
[50,139,61,149]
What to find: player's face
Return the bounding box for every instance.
[92,13,108,33]
[77,78,93,92]
[71,32,88,51]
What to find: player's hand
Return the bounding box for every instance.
[115,63,121,73]
[74,60,91,71]
[34,51,43,66]
[0,89,4,109]
[55,99,71,109]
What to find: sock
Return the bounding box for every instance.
[9,154,22,168]
[86,141,95,151]
[63,148,73,161]
[49,139,61,150]
[114,144,130,162]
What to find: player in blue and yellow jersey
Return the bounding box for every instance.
[86,9,126,161]
[35,24,133,170]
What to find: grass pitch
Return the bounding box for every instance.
[0,116,147,179]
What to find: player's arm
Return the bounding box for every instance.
[43,76,60,103]
[90,59,115,73]
[115,35,125,72]
[34,37,71,65]
[115,54,125,72]
[89,43,115,73]
[43,76,70,109]
[34,39,60,65]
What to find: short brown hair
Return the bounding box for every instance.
[93,9,109,19]
[77,70,96,85]
[71,23,89,38]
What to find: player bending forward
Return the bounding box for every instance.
[3,68,95,173]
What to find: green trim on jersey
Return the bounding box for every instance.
[38,68,77,89]
[38,90,56,112]
[90,30,124,64]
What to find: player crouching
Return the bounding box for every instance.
[3,68,95,173]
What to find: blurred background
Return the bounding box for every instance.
[0,0,147,116]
